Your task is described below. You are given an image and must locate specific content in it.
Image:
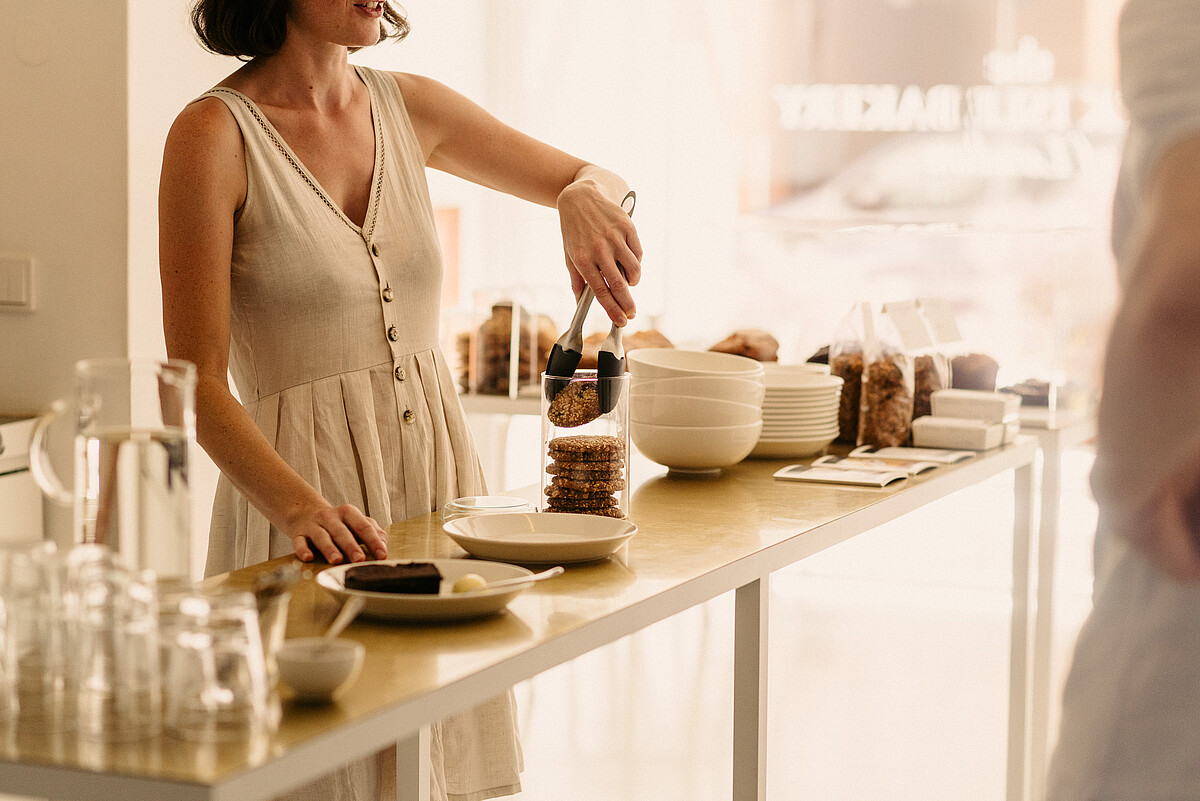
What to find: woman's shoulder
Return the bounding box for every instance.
[163,92,246,180]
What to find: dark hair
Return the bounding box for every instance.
[191,0,410,60]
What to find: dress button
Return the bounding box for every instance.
[382,287,394,302]
[394,366,406,382]
[403,409,415,424]
[371,242,381,257]
[387,325,399,341]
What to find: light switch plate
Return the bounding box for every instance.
[0,256,33,311]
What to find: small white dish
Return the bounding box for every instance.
[316,559,535,622]
[277,637,366,703]
[444,512,637,565]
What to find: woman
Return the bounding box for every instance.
[158,1,643,799]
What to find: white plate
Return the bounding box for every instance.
[443,512,638,565]
[748,434,838,458]
[316,559,535,622]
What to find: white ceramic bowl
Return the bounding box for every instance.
[627,348,766,381]
[629,375,766,407]
[630,419,763,472]
[630,393,762,427]
[277,637,366,703]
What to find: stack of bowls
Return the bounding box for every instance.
[627,349,766,473]
[750,363,844,458]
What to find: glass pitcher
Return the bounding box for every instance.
[29,358,198,582]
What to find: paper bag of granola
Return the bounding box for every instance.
[829,303,869,443]
[859,303,916,448]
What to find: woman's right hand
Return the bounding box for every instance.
[286,502,390,565]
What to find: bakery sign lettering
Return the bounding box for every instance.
[772,37,1124,137]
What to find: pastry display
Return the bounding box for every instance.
[709,328,779,361]
[456,302,556,395]
[343,562,443,594]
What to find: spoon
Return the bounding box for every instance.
[324,595,366,640]
[459,565,565,593]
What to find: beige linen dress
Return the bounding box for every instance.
[198,65,522,801]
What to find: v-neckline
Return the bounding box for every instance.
[211,65,385,238]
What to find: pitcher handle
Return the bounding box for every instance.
[29,400,73,506]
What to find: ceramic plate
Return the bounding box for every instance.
[749,434,838,458]
[316,559,534,622]
[443,512,637,565]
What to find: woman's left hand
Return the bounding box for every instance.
[557,181,643,326]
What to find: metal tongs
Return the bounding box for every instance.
[543,190,637,406]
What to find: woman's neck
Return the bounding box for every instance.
[236,42,358,113]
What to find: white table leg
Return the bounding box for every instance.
[1029,435,1063,801]
[733,578,768,801]
[395,725,431,801]
[1006,459,1039,801]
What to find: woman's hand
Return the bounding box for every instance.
[285,502,389,565]
[557,179,643,326]
[1122,453,1200,582]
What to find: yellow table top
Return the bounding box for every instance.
[0,441,1037,799]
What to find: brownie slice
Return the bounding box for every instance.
[343,562,443,594]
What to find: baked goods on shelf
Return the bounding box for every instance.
[456,302,556,395]
[578,328,674,370]
[951,353,1000,392]
[709,329,779,362]
[1000,378,1051,406]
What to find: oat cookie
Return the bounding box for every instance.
[546,462,624,481]
[546,380,602,428]
[547,434,624,461]
[544,485,615,500]
[544,506,627,519]
[546,496,619,511]
[550,474,626,493]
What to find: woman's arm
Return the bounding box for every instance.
[158,98,388,566]
[394,72,643,325]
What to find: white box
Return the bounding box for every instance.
[911,415,1005,451]
[929,388,1020,423]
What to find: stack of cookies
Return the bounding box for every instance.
[544,434,626,518]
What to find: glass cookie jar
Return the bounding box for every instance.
[540,369,630,519]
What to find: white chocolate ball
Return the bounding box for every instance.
[452,573,489,593]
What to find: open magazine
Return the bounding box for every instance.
[773,444,976,488]
[848,444,975,464]
[812,454,939,476]
[772,463,909,487]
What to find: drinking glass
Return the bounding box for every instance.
[165,590,273,742]
[30,358,198,582]
[0,542,71,731]
[68,548,162,741]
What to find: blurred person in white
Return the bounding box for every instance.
[157,0,643,799]
[1047,0,1200,798]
